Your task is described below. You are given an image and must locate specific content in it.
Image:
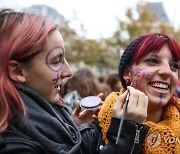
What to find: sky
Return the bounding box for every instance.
[1,0,180,39]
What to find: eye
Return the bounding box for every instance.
[57,55,63,63]
[53,54,64,64]
[144,58,159,65]
[170,62,179,71]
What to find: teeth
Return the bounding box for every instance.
[150,82,168,89]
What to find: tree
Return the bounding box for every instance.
[59,1,180,70]
[101,1,180,70]
[58,16,111,68]
[108,1,180,50]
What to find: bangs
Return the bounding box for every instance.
[132,34,180,63]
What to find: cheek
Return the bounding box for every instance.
[39,67,57,86]
[131,68,153,90]
[172,73,178,87]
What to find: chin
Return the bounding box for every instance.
[150,97,169,108]
[46,97,58,104]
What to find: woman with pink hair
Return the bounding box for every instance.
[0,8,148,153]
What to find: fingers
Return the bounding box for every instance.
[125,86,148,123]
[112,90,128,118]
[97,93,104,100]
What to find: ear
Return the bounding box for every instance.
[123,66,131,82]
[8,60,26,83]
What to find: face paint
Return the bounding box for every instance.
[159,93,164,106]
[142,68,153,80]
[52,72,60,84]
[132,68,144,90]
[45,46,65,84]
[45,46,65,72]
[132,68,153,92]
[134,68,142,77]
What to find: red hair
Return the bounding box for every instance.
[132,33,180,63]
[0,9,56,131]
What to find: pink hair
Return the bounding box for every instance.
[0,9,56,132]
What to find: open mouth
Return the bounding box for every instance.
[149,82,169,92]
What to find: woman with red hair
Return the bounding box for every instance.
[98,33,180,153]
[0,8,148,153]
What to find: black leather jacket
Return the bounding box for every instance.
[80,117,149,154]
[0,118,149,154]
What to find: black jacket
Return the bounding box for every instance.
[0,118,149,154]
[0,85,149,153]
[80,118,149,154]
[0,130,48,154]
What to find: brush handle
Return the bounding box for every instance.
[115,91,130,145]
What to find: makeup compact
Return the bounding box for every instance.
[80,96,102,110]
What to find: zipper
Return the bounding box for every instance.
[130,125,143,154]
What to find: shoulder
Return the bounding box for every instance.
[0,130,48,154]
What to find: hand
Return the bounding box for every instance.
[112,86,148,124]
[72,93,103,126]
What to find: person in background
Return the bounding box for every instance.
[74,68,112,100]
[105,73,122,92]
[62,68,111,111]
[63,75,101,111]
[98,33,180,153]
[61,68,100,98]
[0,8,149,154]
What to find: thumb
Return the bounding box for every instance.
[97,93,104,99]
[113,90,128,118]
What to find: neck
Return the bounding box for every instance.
[146,108,163,123]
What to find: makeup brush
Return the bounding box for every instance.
[115,85,131,145]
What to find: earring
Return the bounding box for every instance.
[126,79,131,86]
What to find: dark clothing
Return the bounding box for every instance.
[80,118,149,154]
[0,85,149,153]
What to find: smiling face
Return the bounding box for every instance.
[21,30,72,103]
[125,45,179,112]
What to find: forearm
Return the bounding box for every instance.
[100,117,149,154]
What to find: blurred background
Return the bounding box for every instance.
[1,0,180,78]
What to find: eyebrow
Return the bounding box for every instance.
[53,52,64,58]
[47,46,64,56]
[147,53,178,62]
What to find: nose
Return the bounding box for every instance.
[61,60,72,79]
[158,62,172,78]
